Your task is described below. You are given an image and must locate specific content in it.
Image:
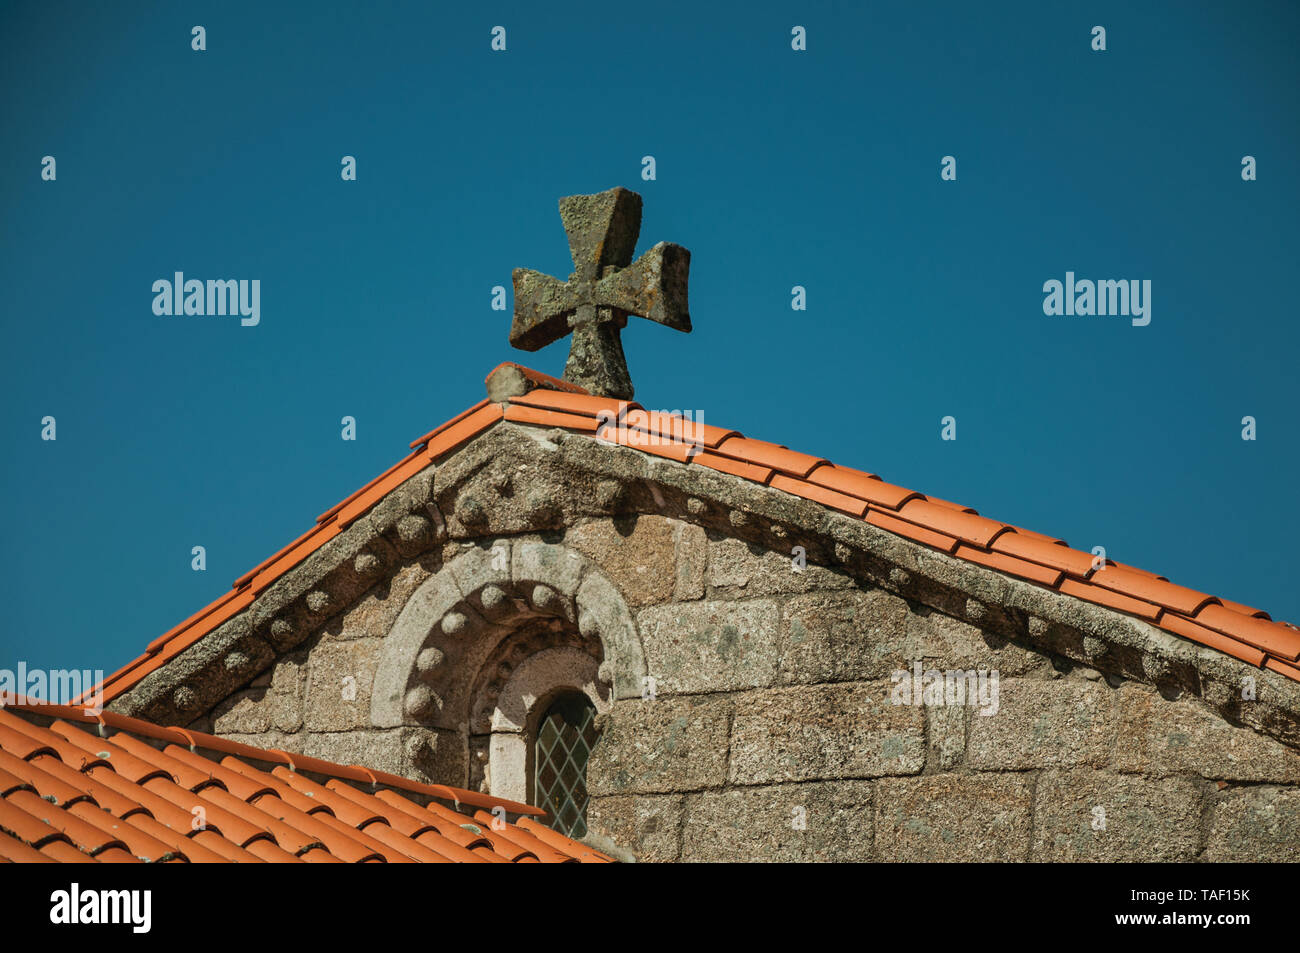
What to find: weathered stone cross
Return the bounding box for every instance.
[510,187,691,399]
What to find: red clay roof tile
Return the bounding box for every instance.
[692,450,776,484]
[1193,605,1300,661]
[1158,613,1268,668]
[1088,566,1219,617]
[595,426,697,463]
[1107,562,1168,581]
[805,465,921,510]
[712,435,827,478]
[408,398,492,450]
[483,362,588,397]
[991,533,1097,577]
[923,496,980,514]
[1219,599,1271,620]
[503,403,601,432]
[509,389,637,420]
[864,508,959,554]
[6,789,128,857]
[770,474,869,518]
[1004,525,1066,545]
[952,544,1066,588]
[423,402,504,461]
[618,410,737,450]
[0,704,593,864]
[1058,578,1163,621]
[0,829,56,863]
[4,752,95,810]
[896,499,1009,548]
[40,839,95,863]
[1264,657,1300,681]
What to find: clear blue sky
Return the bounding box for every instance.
[2,0,1296,679]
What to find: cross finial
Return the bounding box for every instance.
[510,187,691,399]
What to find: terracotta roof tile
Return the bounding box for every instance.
[504,403,601,432]
[770,474,869,517]
[486,361,588,394]
[686,423,741,449]
[509,389,638,420]
[1193,605,1300,661]
[1014,529,1066,546]
[864,508,959,554]
[1158,613,1268,668]
[1058,578,1163,621]
[990,533,1097,577]
[806,465,921,510]
[0,762,29,798]
[952,544,1066,588]
[423,402,504,461]
[1219,599,1271,620]
[1264,657,1300,681]
[408,398,493,450]
[4,717,113,772]
[246,839,305,862]
[619,410,737,450]
[6,789,129,857]
[1107,562,1168,581]
[0,704,600,864]
[0,829,56,863]
[595,426,697,463]
[0,721,59,761]
[712,435,827,478]
[517,816,616,862]
[41,839,99,862]
[3,751,95,810]
[1088,566,1219,617]
[923,496,980,514]
[63,799,178,861]
[692,450,776,484]
[895,499,1009,548]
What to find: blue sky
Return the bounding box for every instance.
[1,0,1296,678]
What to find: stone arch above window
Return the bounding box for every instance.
[370,538,640,800]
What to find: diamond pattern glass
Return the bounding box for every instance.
[533,694,598,839]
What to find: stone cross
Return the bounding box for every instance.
[510,187,691,399]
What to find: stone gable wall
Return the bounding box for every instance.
[187,511,1300,862]
[577,522,1300,862]
[123,422,1300,863]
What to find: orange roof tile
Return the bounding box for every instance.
[0,703,608,864]
[769,474,869,518]
[85,363,1300,713]
[806,465,921,510]
[712,435,827,478]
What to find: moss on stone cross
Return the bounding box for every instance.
[510,187,691,399]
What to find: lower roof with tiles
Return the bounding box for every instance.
[87,361,1300,708]
[0,700,610,863]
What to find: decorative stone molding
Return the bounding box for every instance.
[371,539,644,733]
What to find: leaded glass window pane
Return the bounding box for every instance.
[534,694,598,839]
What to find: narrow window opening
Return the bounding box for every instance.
[532,692,598,838]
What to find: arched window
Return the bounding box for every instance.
[532,692,598,838]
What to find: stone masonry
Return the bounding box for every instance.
[110,420,1300,862]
